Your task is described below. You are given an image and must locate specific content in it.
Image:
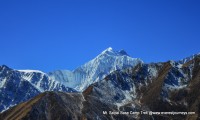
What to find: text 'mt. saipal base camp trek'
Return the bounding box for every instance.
[0,47,200,120]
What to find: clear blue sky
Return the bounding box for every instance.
[0,0,200,72]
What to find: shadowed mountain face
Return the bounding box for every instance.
[0,54,200,120]
[0,66,76,112]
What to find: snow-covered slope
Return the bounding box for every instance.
[48,47,143,91]
[0,65,40,112]
[19,70,75,92]
[0,65,76,112]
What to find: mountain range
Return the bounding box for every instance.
[0,47,142,112]
[0,48,199,120]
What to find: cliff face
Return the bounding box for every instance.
[0,54,200,120]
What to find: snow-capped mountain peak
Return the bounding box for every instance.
[0,65,12,72]
[17,69,46,74]
[103,47,113,52]
[100,47,129,57]
[100,47,115,55]
[0,65,76,112]
[49,48,143,91]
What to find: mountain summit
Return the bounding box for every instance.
[48,47,143,91]
[100,47,128,56]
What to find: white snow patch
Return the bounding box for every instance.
[0,78,7,88]
[18,70,45,74]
